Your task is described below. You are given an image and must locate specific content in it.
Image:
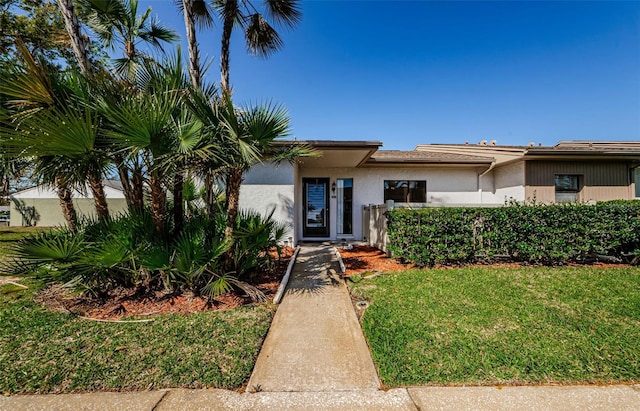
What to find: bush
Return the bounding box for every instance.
[387,202,640,267]
[3,208,286,299]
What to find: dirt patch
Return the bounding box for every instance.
[32,247,294,321]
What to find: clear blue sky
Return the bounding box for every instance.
[138,0,640,150]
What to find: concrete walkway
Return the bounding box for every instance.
[3,385,640,410]
[246,245,380,392]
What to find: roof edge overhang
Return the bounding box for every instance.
[286,140,384,169]
[524,151,640,161]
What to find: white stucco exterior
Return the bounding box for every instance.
[239,162,296,243]
[479,161,526,204]
[295,166,502,242]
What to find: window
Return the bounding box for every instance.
[635,168,640,198]
[384,180,426,203]
[555,175,580,203]
[336,179,353,235]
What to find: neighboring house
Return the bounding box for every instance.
[416,141,640,204]
[9,180,128,227]
[239,140,640,244]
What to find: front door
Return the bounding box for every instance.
[303,178,330,237]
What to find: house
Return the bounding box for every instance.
[9,180,128,227]
[239,140,640,244]
[415,141,640,204]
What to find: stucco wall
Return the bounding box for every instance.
[239,163,295,243]
[297,166,493,241]
[10,198,128,227]
[492,161,526,203]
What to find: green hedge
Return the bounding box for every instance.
[386,201,640,267]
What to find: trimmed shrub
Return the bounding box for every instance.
[387,202,640,267]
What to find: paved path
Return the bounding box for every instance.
[246,245,380,392]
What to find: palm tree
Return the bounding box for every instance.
[78,0,178,80]
[98,57,221,236]
[215,94,317,265]
[178,0,214,89]
[74,0,179,212]
[213,0,302,92]
[57,0,93,75]
[0,43,112,228]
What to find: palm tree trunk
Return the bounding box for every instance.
[56,175,77,232]
[88,174,109,221]
[173,170,184,237]
[131,162,145,213]
[149,174,166,236]
[220,0,237,92]
[56,0,91,75]
[114,154,135,210]
[204,170,217,218]
[224,168,243,267]
[182,0,202,89]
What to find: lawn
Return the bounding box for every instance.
[0,227,47,259]
[0,281,275,394]
[350,266,640,387]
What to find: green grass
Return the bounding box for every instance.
[0,282,275,394]
[351,266,640,387]
[0,227,46,259]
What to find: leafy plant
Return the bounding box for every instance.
[387,202,640,267]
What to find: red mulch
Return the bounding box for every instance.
[338,245,413,275]
[34,247,295,321]
[338,245,631,275]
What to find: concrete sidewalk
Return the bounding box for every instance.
[3,385,639,410]
[246,245,380,392]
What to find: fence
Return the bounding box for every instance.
[363,203,389,252]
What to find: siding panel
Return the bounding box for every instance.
[525,161,632,203]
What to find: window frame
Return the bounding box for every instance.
[554,174,581,203]
[383,180,427,203]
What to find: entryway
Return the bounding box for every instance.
[302,178,330,237]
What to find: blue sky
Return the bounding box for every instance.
[138,0,640,150]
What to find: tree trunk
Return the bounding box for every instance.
[182,0,202,89]
[149,174,166,236]
[204,170,217,219]
[56,0,91,75]
[56,175,77,232]
[173,170,184,237]
[224,168,243,267]
[131,163,144,213]
[220,0,237,92]
[114,154,134,210]
[88,174,109,221]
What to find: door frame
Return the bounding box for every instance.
[302,177,330,238]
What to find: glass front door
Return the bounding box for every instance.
[336,178,353,235]
[303,178,330,237]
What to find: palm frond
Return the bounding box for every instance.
[264,0,302,28]
[245,13,283,57]
[270,142,320,164]
[140,17,180,52]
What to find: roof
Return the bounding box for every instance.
[525,141,640,159]
[273,140,383,149]
[367,150,493,164]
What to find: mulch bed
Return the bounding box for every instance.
[32,247,295,321]
[338,245,413,275]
